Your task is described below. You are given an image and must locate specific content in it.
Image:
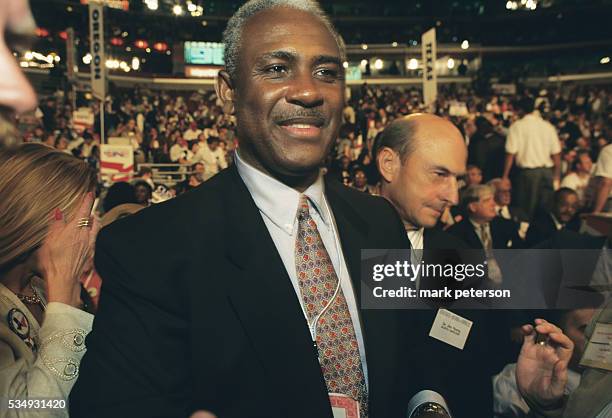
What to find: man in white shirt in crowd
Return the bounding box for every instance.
[502,97,561,219]
[169,137,192,164]
[561,150,593,206]
[184,121,202,142]
[591,143,612,213]
[189,136,228,180]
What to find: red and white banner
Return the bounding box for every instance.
[72,108,94,133]
[100,144,133,182]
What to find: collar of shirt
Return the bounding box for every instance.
[526,111,542,119]
[469,217,490,233]
[406,227,424,250]
[234,151,330,235]
[496,205,511,219]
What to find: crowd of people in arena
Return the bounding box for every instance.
[18,82,611,234]
[1,1,611,417]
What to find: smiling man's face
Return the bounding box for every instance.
[217,6,344,181]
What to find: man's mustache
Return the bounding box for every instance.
[272,108,326,125]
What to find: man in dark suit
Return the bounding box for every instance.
[488,177,529,224]
[375,114,511,417]
[448,184,524,250]
[70,2,413,418]
[526,187,581,247]
[468,116,506,182]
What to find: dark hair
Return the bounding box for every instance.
[138,166,153,176]
[475,116,492,132]
[572,150,590,171]
[553,187,578,206]
[133,180,153,193]
[516,97,535,114]
[207,136,220,145]
[373,117,419,162]
[103,182,137,213]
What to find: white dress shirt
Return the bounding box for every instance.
[506,112,561,169]
[190,144,228,179]
[234,151,369,387]
[594,144,612,200]
[406,227,424,250]
[496,205,511,220]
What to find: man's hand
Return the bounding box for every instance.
[516,319,574,408]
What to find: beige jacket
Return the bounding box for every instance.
[0,281,93,417]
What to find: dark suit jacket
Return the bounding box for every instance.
[69,166,413,418]
[504,206,529,224]
[423,226,470,250]
[467,131,506,182]
[416,227,510,417]
[525,211,580,248]
[447,217,524,250]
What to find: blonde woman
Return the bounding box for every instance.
[0,144,98,416]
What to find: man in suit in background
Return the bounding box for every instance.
[449,184,524,250]
[526,187,581,247]
[375,113,468,250]
[375,114,509,417]
[489,177,529,224]
[70,2,413,418]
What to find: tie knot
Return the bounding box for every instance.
[298,194,310,218]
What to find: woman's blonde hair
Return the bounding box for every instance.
[0,143,97,270]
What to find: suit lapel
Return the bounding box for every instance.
[464,220,484,249]
[219,167,332,416]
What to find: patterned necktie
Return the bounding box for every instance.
[294,194,368,416]
[479,223,492,250]
[479,223,503,284]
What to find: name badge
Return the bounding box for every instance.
[329,393,360,418]
[580,322,612,372]
[429,309,473,350]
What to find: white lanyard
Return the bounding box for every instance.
[297,196,344,343]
